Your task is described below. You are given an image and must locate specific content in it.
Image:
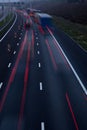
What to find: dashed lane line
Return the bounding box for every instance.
[17,43,19,46]
[37,43,39,46]
[36,37,38,40]
[8,63,11,68]
[41,122,45,130]
[37,51,40,55]
[0,82,3,89]
[40,82,43,91]
[13,51,16,55]
[38,63,41,68]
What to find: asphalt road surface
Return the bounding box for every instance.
[0,11,87,130]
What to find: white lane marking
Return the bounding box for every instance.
[38,63,41,68]
[47,27,87,95]
[37,43,39,46]
[41,122,45,130]
[40,82,43,91]
[0,82,3,89]
[8,63,11,68]
[17,42,19,46]
[36,37,38,39]
[19,37,21,40]
[37,51,40,55]
[0,13,17,42]
[13,51,16,55]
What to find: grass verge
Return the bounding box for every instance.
[0,13,15,39]
[53,16,87,51]
[0,13,13,28]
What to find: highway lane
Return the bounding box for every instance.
[32,23,87,130]
[51,25,87,89]
[0,31,30,130]
[0,12,25,83]
[0,13,87,130]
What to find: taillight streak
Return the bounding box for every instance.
[38,25,45,35]
[31,30,35,58]
[66,93,79,130]
[45,39,57,70]
[0,32,28,112]
[52,39,70,69]
[17,42,31,130]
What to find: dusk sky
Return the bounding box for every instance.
[0,0,53,2]
[0,0,19,2]
[0,0,65,2]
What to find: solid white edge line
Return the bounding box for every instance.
[0,13,17,42]
[40,82,43,91]
[47,27,87,95]
[41,122,45,130]
[0,82,3,89]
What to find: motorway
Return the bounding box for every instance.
[0,10,87,130]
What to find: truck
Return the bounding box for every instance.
[35,13,53,28]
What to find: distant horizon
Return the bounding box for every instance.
[0,0,19,2]
[0,0,65,3]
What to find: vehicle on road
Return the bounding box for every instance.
[24,19,30,29]
[35,13,52,28]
